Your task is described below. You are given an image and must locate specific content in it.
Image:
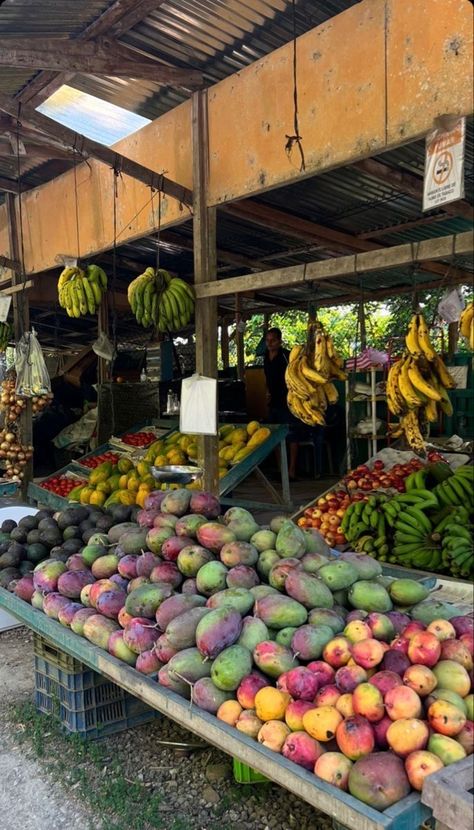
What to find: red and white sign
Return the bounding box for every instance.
[423,118,465,211]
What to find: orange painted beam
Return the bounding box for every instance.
[0,0,472,275]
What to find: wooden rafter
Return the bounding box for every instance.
[0,45,203,87]
[0,91,193,205]
[0,175,18,193]
[15,0,171,107]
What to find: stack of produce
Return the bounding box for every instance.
[0,428,33,482]
[40,474,89,499]
[286,321,346,427]
[127,267,195,331]
[459,301,474,350]
[0,321,12,352]
[387,313,455,453]
[341,463,473,577]
[79,451,120,470]
[4,493,472,812]
[1,374,53,421]
[57,264,107,317]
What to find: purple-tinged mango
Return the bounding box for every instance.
[206,587,254,616]
[161,535,194,563]
[226,564,259,590]
[177,545,214,578]
[153,512,178,530]
[302,529,330,556]
[150,561,182,589]
[58,602,83,627]
[71,607,96,636]
[110,574,129,592]
[196,522,236,553]
[136,552,161,578]
[276,520,306,559]
[146,526,175,555]
[107,522,138,545]
[91,554,119,580]
[182,578,198,594]
[275,627,298,648]
[366,613,396,642]
[31,589,44,610]
[89,578,121,608]
[165,606,211,650]
[58,569,95,599]
[125,582,173,618]
[285,570,334,610]
[226,520,260,542]
[66,553,86,571]
[291,624,334,661]
[96,589,127,620]
[211,645,252,691]
[81,544,107,568]
[33,559,67,593]
[196,606,242,658]
[286,667,319,701]
[127,576,149,593]
[348,752,411,810]
[268,558,301,590]
[108,630,137,666]
[155,593,206,631]
[282,731,324,770]
[83,615,120,650]
[14,574,34,603]
[161,488,192,517]
[223,506,254,526]
[339,551,383,580]
[253,641,299,678]
[190,491,221,519]
[119,529,149,556]
[155,633,178,663]
[220,541,258,568]
[118,555,139,580]
[175,514,207,539]
[195,560,228,596]
[144,491,166,511]
[308,608,345,633]
[238,616,269,651]
[192,677,234,713]
[43,592,71,619]
[255,593,307,629]
[250,585,279,601]
[319,561,359,592]
[135,649,163,675]
[123,617,160,654]
[300,552,330,574]
[137,509,160,529]
[158,665,190,698]
[167,647,212,684]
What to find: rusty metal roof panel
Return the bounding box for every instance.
[0,0,113,37]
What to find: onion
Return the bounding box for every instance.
[5,433,15,443]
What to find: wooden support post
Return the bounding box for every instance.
[447,321,458,359]
[192,90,219,495]
[97,294,110,384]
[220,319,229,370]
[235,295,245,381]
[5,193,32,493]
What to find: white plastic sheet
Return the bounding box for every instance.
[438,289,464,324]
[179,373,217,435]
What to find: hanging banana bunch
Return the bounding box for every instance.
[128,267,195,331]
[0,322,12,352]
[57,264,107,318]
[459,301,474,350]
[386,312,456,454]
[286,321,347,427]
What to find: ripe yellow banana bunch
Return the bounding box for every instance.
[286,321,346,427]
[128,267,195,331]
[57,264,107,318]
[459,301,474,351]
[387,312,456,453]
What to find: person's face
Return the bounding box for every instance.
[266,332,281,351]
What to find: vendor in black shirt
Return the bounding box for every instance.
[263,327,300,480]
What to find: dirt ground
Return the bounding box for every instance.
[0,626,331,830]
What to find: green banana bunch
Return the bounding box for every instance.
[127,267,195,331]
[57,263,107,317]
[0,322,12,352]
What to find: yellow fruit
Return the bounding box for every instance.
[141,474,156,488]
[117,457,134,473]
[247,420,260,436]
[166,431,181,445]
[79,487,94,505]
[219,447,229,461]
[218,439,227,450]
[302,706,343,742]
[154,455,168,467]
[187,444,198,460]
[89,490,106,507]
[229,427,248,445]
[247,427,271,448]
[119,490,136,505]
[232,446,253,464]
[219,424,235,439]
[255,687,290,721]
[96,481,111,494]
[218,468,228,478]
[127,476,140,492]
[107,475,121,491]
[118,473,129,489]
[136,461,151,478]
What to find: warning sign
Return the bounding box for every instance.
[423,118,465,211]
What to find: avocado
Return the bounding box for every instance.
[35,509,55,522]
[0,548,23,568]
[0,568,21,588]
[39,528,63,549]
[18,515,39,531]
[19,560,34,575]
[82,528,99,545]
[26,542,49,564]
[1,520,16,534]
[57,507,89,531]
[38,517,59,533]
[106,504,132,522]
[87,509,104,524]
[0,541,10,556]
[95,515,114,532]
[63,525,81,541]
[9,527,28,544]
[62,538,83,554]
[26,529,41,546]
[79,519,95,534]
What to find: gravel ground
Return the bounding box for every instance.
[0,626,332,830]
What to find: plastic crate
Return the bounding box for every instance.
[34,654,158,739]
[33,633,85,673]
[233,758,269,784]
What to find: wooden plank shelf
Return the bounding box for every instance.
[0,586,434,830]
[421,756,474,830]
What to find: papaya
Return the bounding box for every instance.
[247,427,271,448]
[89,462,113,485]
[119,474,130,489]
[117,458,134,474]
[89,491,106,507]
[79,487,94,505]
[68,485,84,502]
[219,424,235,439]
[119,490,136,506]
[107,474,121,491]
[232,447,253,464]
[247,421,260,436]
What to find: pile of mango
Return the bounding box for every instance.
[68,423,272,508]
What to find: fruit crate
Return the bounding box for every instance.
[33,632,85,673]
[233,758,269,784]
[34,643,158,739]
[27,464,85,510]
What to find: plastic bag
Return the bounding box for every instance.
[180,373,217,435]
[53,407,97,449]
[14,329,51,397]
[438,289,464,324]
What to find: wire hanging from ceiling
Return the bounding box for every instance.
[284,0,306,172]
